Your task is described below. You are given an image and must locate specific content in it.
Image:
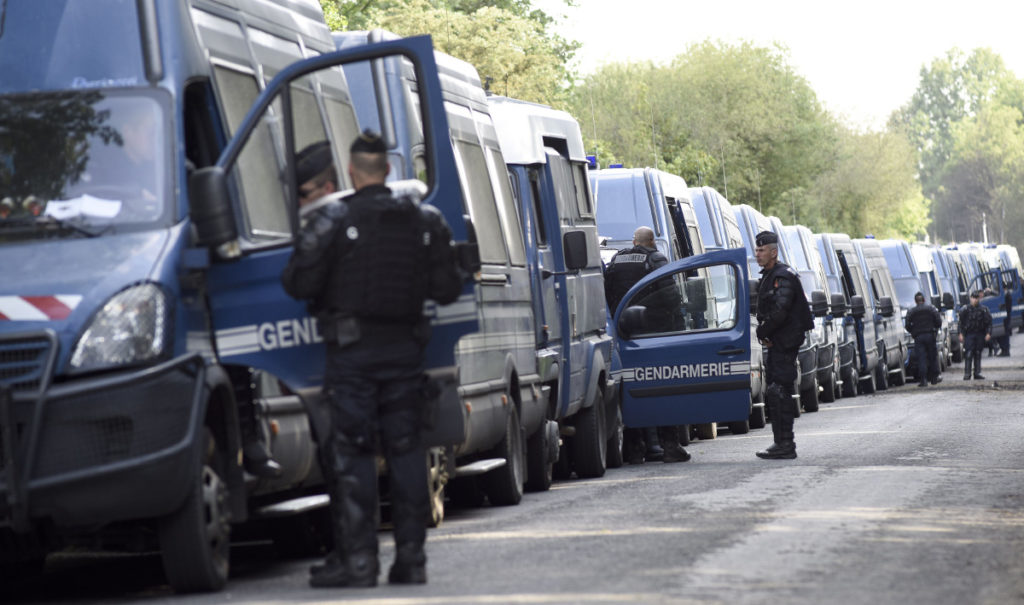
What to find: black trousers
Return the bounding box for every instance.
[765,345,798,441]
[913,332,939,383]
[323,337,428,562]
[963,333,986,377]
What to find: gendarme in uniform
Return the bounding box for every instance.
[282,131,463,588]
[904,292,943,386]
[753,230,813,460]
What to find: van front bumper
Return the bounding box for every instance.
[1,348,205,534]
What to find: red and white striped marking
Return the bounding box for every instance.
[0,295,83,321]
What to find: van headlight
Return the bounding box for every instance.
[70,283,170,371]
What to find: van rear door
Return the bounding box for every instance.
[612,248,751,427]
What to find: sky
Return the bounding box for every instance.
[534,0,1024,130]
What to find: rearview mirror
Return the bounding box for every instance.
[878,296,894,317]
[829,293,847,317]
[619,306,646,340]
[563,230,589,271]
[850,294,865,318]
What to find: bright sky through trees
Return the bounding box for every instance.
[537,0,1024,129]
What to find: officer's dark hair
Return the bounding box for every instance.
[350,129,388,177]
[296,141,337,188]
[914,292,925,303]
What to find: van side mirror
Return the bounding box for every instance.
[189,167,238,248]
[942,291,955,310]
[850,294,865,318]
[563,230,589,271]
[810,290,828,317]
[459,216,481,276]
[830,293,847,317]
[749,279,759,314]
[960,293,968,306]
[618,305,647,340]
[878,296,894,317]
[931,294,941,308]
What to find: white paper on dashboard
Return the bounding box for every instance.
[44,194,122,220]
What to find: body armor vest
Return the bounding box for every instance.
[960,304,990,334]
[336,192,430,322]
[605,246,659,311]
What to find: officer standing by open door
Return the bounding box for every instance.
[282,131,464,588]
[753,231,813,460]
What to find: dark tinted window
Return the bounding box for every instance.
[593,174,654,241]
[0,0,145,93]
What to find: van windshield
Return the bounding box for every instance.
[0,0,144,94]
[0,90,171,243]
[593,174,654,241]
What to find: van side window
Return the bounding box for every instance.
[486,146,526,266]
[318,67,360,190]
[571,162,593,217]
[528,168,548,245]
[212,65,289,240]
[548,153,576,224]
[453,139,508,264]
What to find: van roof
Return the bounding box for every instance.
[487,96,586,164]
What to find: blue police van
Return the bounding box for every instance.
[488,96,619,481]
[815,233,860,397]
[0,0,475,591]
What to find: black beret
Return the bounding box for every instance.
[296,141,333,184]
[970,290,982,298]
[350,129,386,154]
[914,291,925,300]
[755,230,778,247]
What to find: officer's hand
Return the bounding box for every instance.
[985,334,991,341]
[755,324,768,341]
[959,334,964,342]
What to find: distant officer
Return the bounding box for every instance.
[282,131,464,588]
[905,291,943,387]
[753,230,813,460]
[958,290,992,380]
[604,226,690,464]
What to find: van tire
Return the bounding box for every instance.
[842,367,859,398]
[801,374,820,413]
[159,428,230,593]
[820,367,838,403]
[749,403,767,429]
[890,357,907,386]
[695,422,717,440]
[484,404,525,506]
[572,393,607,479]
[605,404,625,469]
[860,368,877,394]
[524,424,554,492]
[875,357,890,391]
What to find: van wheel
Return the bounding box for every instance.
[842,367,859,398]
[484,404,524,506]
[525,423,554,492]
[749,401,767,429]
[728,420,750,435]
[605,404,625,469]
[572,392,607,479]
[820,368,838,403]
[427,449,447,527]
[860,368,877,394]
[158,428,231,593]
[890,358,907,386]
[801,374,820,412]
[875,357,890,391]
[695,422,717,440]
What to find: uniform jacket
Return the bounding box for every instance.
[603,244,668,312]
[905,302,942,338]
[755,261,813,351]
[958,304,992,337]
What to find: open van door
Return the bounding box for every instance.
[612,248,751,427]
[188,36,476,393]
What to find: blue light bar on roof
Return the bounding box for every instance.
[609,163,623,169]
[587,155,598,169]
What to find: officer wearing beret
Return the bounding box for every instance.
[282,131,464,588]
[753,230,813,460]
[904,291,943,387]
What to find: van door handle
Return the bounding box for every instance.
[479,273,509,285]
[717,347,745,356]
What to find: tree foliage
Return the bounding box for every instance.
[569,41,927,239]
[893,47,1024,250]
[320,0,577,105]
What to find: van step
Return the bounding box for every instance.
[455,458,506,477]
[255,494,330,518]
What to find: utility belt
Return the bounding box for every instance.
[320,313,430,348]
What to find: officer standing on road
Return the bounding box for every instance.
[604,226,690,464]
[282,131,464,588]
[905,291,943,387]
[958,290,993,380]
[753,231,813,460]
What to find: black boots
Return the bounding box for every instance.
[756,440,797,459]
[657,426,690,463]
[388,544,427,585]
[309,552,378,588]
[242,441,283,478]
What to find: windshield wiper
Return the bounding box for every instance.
[0,215,108,238]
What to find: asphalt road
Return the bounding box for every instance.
[9,333,1024,605]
